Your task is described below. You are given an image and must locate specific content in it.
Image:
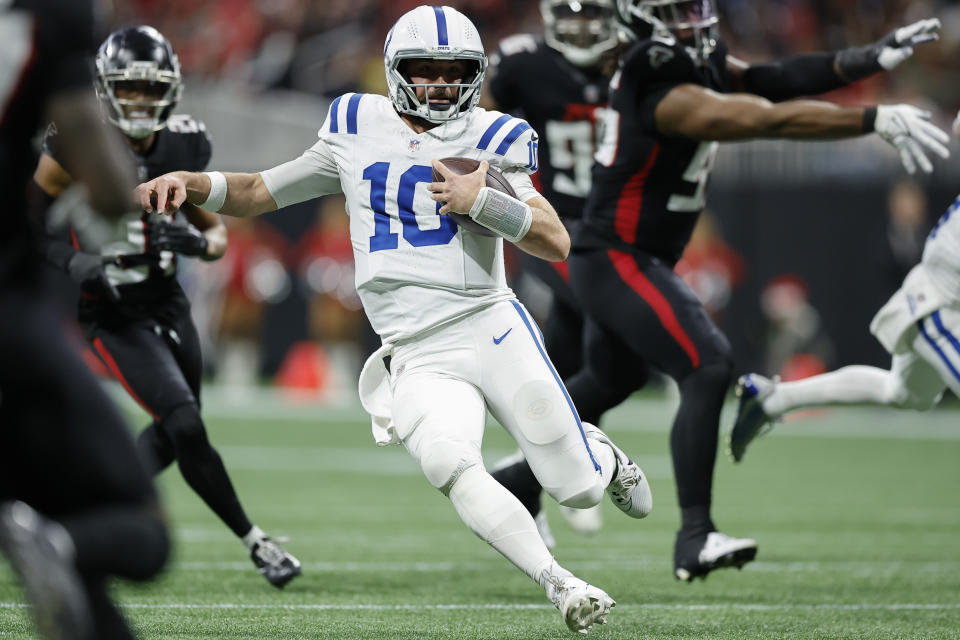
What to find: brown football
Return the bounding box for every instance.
[432,157,519,237]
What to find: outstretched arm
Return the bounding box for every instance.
[135,171,278,218]
[655,84,951,174]
[727,18,941,102]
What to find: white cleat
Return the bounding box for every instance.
[558,504,603,536]
[549,577,616,634]
[583,423,652,519]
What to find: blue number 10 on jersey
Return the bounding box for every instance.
[364,162,458,252]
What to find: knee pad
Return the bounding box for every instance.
[160,403,208,455]
[419,439,482,495]
[554,479,605,510]
[511,379,569,446]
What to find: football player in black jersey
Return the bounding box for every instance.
[0,2,170,639]
[495,0,950,581]
[33,26,301,590]
[486,0,646,542]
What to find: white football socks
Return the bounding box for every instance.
[762,365,899,417]
[241,524,266,551]
[447,465,572,591]
[590,439,617,488]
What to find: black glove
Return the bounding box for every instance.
[66,253,121,303]
[147,223,209,257]
[836,18,940,80]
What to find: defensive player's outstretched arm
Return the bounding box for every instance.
[136,171,278,218]
[726,18,940,102]
[655,84,951,174]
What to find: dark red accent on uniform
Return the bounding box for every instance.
[607,248,700,369]
[549,260,570,284]
[530,167,543,194]
[563,103,600,122]
[92,337,161,421]
[613,144,660,245]
[69,226,80,249]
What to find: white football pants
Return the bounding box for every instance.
[391,299,605,506]
[764,307,960,416]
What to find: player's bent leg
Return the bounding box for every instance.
[397,371,613,632]
[911,309,960,400]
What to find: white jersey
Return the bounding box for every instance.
[920,194,960,301]
[261,93,541,342]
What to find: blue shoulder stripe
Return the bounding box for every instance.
[494,121,532,156]
[346,94,363,134]
[328,96,342,133]
[476,114,512,151]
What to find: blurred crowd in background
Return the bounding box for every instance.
[90,0,960,401]
[116,0,960,106]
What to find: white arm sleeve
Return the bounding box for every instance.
[259,138,342,209]
[502,169,540,204]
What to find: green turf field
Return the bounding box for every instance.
[2,389,959,639]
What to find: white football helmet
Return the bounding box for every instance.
[384,6,487,124]
[541,0,619,68]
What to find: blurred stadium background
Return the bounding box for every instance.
[66,0,960,401]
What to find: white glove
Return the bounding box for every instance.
[874,105,950,175]
[877,18,941,70]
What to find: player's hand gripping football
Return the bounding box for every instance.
[869,18,941,71]
[874,105,951,175]
[136,173,188,215]
[428,159,487,215]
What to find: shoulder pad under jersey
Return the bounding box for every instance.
[620,36,699,87]
[473,110,539,175]
[320,92,376,139]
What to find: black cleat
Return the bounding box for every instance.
[250,537,301,588]
[674,531,758,582]
[0,501,92,640]
[727,373,776,463]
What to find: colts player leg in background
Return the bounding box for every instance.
[33,26,300,588]
[484,0,644,543]
[730,189,960,461]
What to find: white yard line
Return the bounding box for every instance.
[171,559,960,575]
[2,602,958,612]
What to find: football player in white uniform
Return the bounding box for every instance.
[134,5,652,633]
[729,112,960,462]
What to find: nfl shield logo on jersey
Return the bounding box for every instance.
[408,139,421,153]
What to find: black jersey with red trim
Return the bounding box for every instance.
[45,115,212,310]
[488,34,609,220]
[575,37,729,265]
[1,0,98,287]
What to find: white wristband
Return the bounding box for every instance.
[467,186,533,243]
[198,171,227,212]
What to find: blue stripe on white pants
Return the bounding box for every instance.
[917,316,960,385]
[509,300,600,472]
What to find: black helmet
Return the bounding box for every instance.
[541,0,619,68]
[615,0,718,63]
[95,26,182,139]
